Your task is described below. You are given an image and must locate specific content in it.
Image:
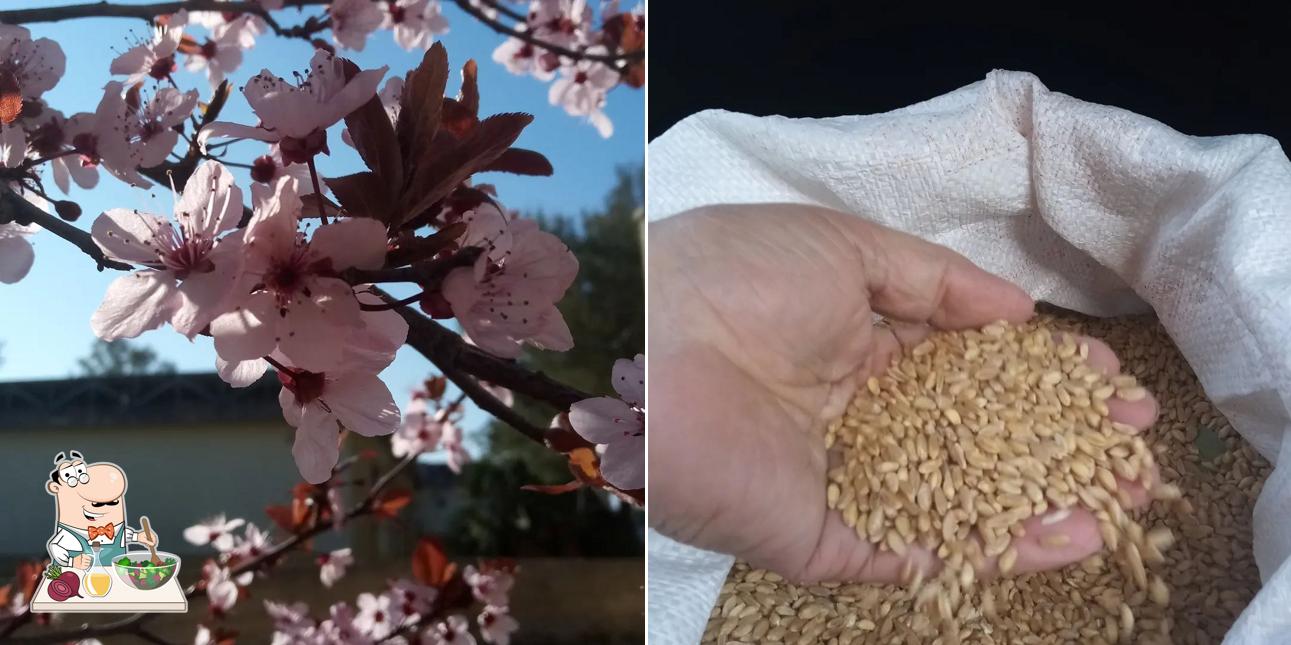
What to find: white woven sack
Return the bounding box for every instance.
[646,70,1291,644]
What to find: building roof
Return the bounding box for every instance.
[0,372,283,429]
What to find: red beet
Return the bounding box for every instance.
[44,565,82,601]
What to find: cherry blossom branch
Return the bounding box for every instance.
[444,362,547,444]
[0,186,132,271]
[0,0,324,28]
[4,452,421,645]
[344,248,481,286]
[451,0,643,64]
[387,292,593,408]
[478,0,526,23]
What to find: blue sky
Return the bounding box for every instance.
[0,2,643,440]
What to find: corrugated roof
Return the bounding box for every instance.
[0,372,283,429]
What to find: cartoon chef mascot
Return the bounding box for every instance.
[44,451,157,569]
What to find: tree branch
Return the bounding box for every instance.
[0,1,326,27]
[344,247,481,286]
[478,0,526,22]
[452,0,643,64]
[0,186,131,271]
[385,290,594,409]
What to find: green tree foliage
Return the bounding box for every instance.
[446,166,644,556]
[76,339,177,377]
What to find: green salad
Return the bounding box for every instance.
[114,556,178,590]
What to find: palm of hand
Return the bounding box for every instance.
[651,204,1157,583]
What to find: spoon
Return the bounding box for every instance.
[139,516,162,566]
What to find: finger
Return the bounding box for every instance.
[862,320,929,378]
[806,508,939,584]
[1063,334,1160,431]
[991,508,1104,576]
[841,217,1035,330]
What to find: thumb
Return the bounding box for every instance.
[830,212,1036,329]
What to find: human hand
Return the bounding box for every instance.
[648,203,1159,583]
[72,553,92,570]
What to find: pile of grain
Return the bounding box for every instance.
[700,312,1269,645]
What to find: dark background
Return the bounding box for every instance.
[649,4,1291,148]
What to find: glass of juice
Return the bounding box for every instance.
[85,544,112,598]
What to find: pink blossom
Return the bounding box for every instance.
[250,143,311,189]
[456,200,514,268]
[264,304,407,483]
[265,599,316,643]
[527,0,592,50]
[569,354,644,489]
[194,624,213,645]
[318,547,352,588]
[64,92,148,187]
[441,419,470,473]
[23,106,99,194]
[208,177,388,372]
[199,50,386,163]
[203,561,251,611]
[320,602,373,645]
[491,32,554,81]
[276,365,403,483]
[354,591,403,640]
[462,564,514,607]
[109,19,183,85]
[90,160,246,340]
[548,51,617,138]
[388,578,437,618]
[328,486,347,529]
[97,82,200,179]
[382,0,450,51]
[182,514,245,552]
[228,522,271,560]
[478,605,518,645]
[442,219,577,358]
[392,396,450,457]
[265,599,312,630]
[423,616,476,645]
[183,16,256,89]
[0,24,66,101]
[330,0,385,51]
[0,222,36,284]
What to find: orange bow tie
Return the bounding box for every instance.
[87,524,115,541]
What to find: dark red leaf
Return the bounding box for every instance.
[521,480,584,495]
[440,98,476,140]
[425,376,448,400]
[401,113,533,224]
[397,43,449,170]
[481,148,554,176]
[457,59,479,122]
[322,171,391,222]
[341,58,403,191]
[374,489,413,518]
[387,221,466,265]
[411,537,456,588]
[264,504,295,534]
